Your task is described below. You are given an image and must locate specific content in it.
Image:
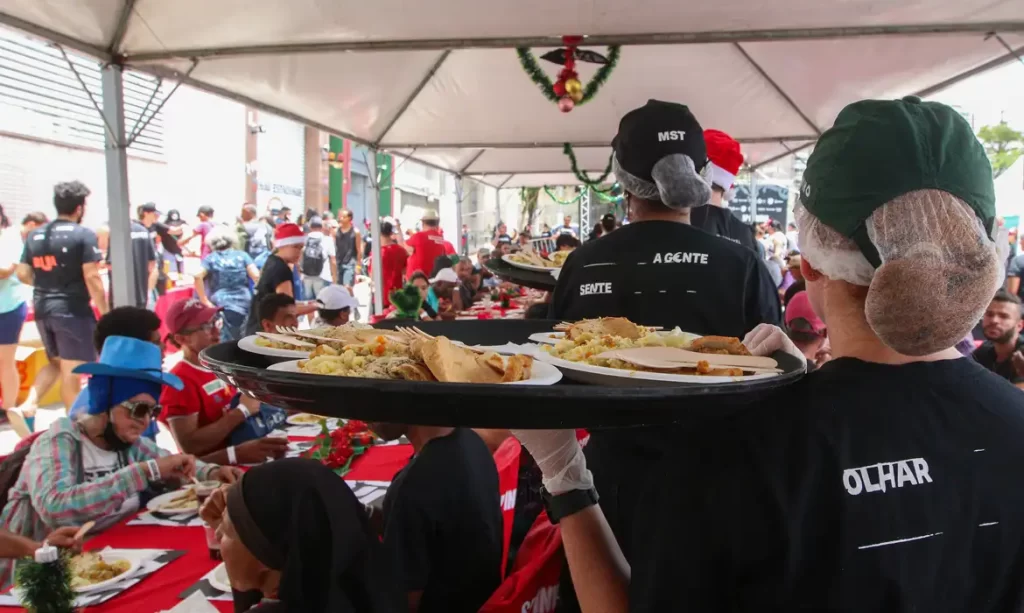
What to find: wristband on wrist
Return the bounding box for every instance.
[541,487,599,524]
[146,459,160,481]
[227,446,237,465]
[236,405,251,419]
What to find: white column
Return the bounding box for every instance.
[102,64,134,308]
[454,177,464,256]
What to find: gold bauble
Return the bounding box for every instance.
[569,89,584,103]
[564,78,583,96]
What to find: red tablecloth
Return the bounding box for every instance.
[0,443,413,613]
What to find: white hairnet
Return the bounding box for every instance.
[797,189,1002,355]
[613,153,712,210]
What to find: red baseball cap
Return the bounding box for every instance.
[785,291,826,335]
[166,298,221,336]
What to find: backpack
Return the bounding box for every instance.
[301,235,326,276]
[246,222,271,259]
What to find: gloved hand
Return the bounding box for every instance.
[742,323,808,370]
[512,430,593,496]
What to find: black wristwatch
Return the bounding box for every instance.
[542,486,599,524]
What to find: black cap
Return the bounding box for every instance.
[308,216,323,228]
[281,206,291,212]
[139,202,161,215]
[611,100,707,182]
[197,205,214,216]
[601,213,616,223]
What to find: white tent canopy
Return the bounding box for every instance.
[3,0,1023,187]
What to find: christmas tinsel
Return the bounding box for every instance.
[542,186,584,205]
[15,552,76,613]
[562,143,614,187]
[515,45,620,107]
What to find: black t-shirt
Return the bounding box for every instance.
[549,220,781,336]
[21,220,103,317]
[107,221,156,308]
[972,337,1024,383]
[382,429,502,613]
[690,205,758,253]
[153,221,182,255]
[495,234,512,245]
[629,357,1024,612]
[243,253,294,336]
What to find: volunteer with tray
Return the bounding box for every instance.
[546,100,783,602]
[518,98,1024,612]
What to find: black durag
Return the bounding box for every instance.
[225,458,400,613]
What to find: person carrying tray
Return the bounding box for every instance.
[548,100,782,602]
[517,97,1024,612]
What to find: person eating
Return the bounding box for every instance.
[316,284,358,326]
[427,268,462,319]
[258,293,300,333]
[369,422,502,613]
[161,299,288,465]
[0,335,240,588]
[199,459,401,613]
[515,96,1024,613]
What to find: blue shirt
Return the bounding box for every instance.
[426,287,440,312]
[0,229,27,314]
[68,387,159,440]
[202,249,254,315]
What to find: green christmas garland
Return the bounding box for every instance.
[543,186,584,205]
[563,143,614,187]
[515,45,620,106]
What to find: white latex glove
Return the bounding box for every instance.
[512,430,593,496]
[742,323,807,370]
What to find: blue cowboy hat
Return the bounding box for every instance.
[73,336,184,390]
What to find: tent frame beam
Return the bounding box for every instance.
[108,0,138,56]
[123,21,1024,62]
[0,10,110,59]
[380,135,817,149]
[373,50,451,146]
[733,43,822,136]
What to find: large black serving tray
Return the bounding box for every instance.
[200,319,804,429]
[483,258,558,291]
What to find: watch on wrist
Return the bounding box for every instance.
[541,486,599,524]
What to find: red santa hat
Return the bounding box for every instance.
[704,129,744,190]
[273,222,305,248]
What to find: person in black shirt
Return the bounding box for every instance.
[516,97,1022,613]
[242,223,317,337]
[972,289,1024,386]
[689,128,758,251]
[369,424,502,613]
[15,181,108,427]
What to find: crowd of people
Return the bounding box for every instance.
[0,92,1023,613]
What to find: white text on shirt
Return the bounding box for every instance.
[579,282,613,296]
[843,457,932,496]
[652,252,709,265]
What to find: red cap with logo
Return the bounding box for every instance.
[165,298,221,336]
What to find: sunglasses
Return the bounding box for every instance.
[180,321,220,335]
[120,400,162,421]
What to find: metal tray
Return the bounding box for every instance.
[483,257,558,291]
[200,319,804,428]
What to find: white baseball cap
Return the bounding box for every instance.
[429,268,459,284]
[316,285,358,310]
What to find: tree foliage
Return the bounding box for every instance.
[978,122,1024,177]
[520,187,540,230]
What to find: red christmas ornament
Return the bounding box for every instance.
[559,96,575,113]
[553,80,567,97]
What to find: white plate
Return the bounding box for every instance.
[528,331,565,345]
[535,352,780,387]
[501,254,560,273]
[286,413,334,426]
[146,487,200,515]
[71,551,142,593]
[268,357,562,386]
[238,335,310,359]
[208,563,232,593]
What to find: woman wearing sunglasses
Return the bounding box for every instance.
[0,336,242,589]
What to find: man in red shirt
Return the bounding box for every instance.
[404,209,454,279]
[373,221,409,308]
[159,299,288,465]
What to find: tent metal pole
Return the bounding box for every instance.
[373,50,451,146]
[125,21,1024,62]
[126,76,163,142]
[381,135,818,148]
[0,11,111,60]
[370,186,384,315]
[580,188,591,238]
[496,176,514,190]
[751,142,815,170]
[733,43,821,136]
[458,150,486,174]
[125,60,198,146]
[992,34,1024,67]
[468,168,611,176]
[101,64,135,308]
[454,178,465,256]
[913,44,1024,98]
[108,0,138,56]
[749,172,758,224]
[56,45,118,143]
